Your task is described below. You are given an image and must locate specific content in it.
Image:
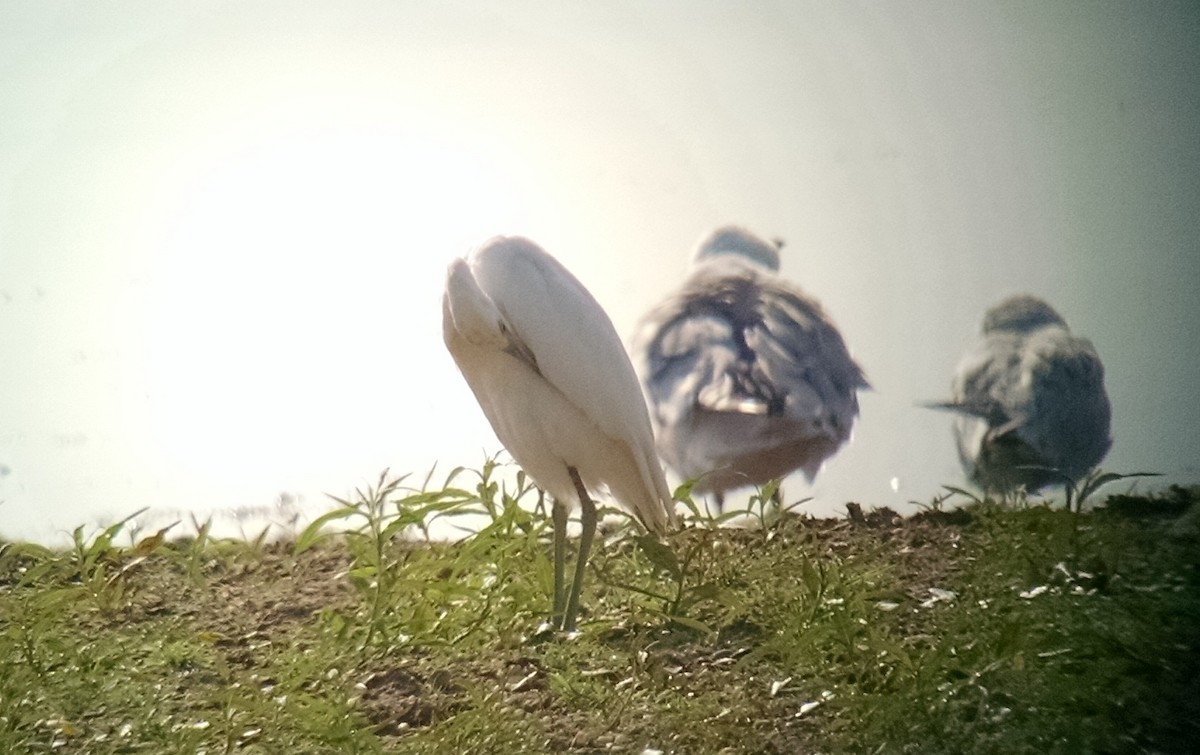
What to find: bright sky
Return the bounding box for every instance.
[2,1,1198,543]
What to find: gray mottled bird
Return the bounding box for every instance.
[633,226,868,509]
[931,294,1112,493]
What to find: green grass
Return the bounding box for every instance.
[0,467,1196,753]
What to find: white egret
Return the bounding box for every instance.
[442,236,675,632]
[929,294,1112,493]
[633,226,868,509]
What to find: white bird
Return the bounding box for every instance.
[633,226,868,509]
[930,294,1112,494]
[442,236,675,632]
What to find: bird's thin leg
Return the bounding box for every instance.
[563,466,596,633]
[714,491,725,514]
[551,497,568,630]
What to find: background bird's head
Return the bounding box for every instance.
[982,295,1068,335]
[692,226,781,272]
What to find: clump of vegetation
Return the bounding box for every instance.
[0,466,1196,753]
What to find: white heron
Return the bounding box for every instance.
[633,226,868,510]
[442,236,675,632]
[929,294,1112,494]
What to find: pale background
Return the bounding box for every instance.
[2,1,1198,544]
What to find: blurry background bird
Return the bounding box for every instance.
[928,294,1112,494]
[442,236,674,631]
[633,226,868,510]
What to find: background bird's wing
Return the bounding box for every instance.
[638,308,747,425]
[638,269,866,435]
[951,326,1109,440]
[945,332,1027,430]
[745,283,868,424]
[1024,329,1107,406]
[1021,328,1113,468]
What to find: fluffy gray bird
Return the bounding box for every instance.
[633,226,868,509]
[932,294,1112,493]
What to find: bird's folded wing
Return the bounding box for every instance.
[1024,331,1106,393]
[755,288,867,385]
[639,311,761,420]
[468,240,674,532]
[640,281,867,426]
[943,332,1029,424]
[742,287,868,427]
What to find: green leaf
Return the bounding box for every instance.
[668,614,716,635]
[634,535,680,579]
[294,506,361,554]
[942,485,984,505]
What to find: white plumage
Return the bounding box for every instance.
[633,226,868,508]
[933,294,1112,493]
[442,235,674,630]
